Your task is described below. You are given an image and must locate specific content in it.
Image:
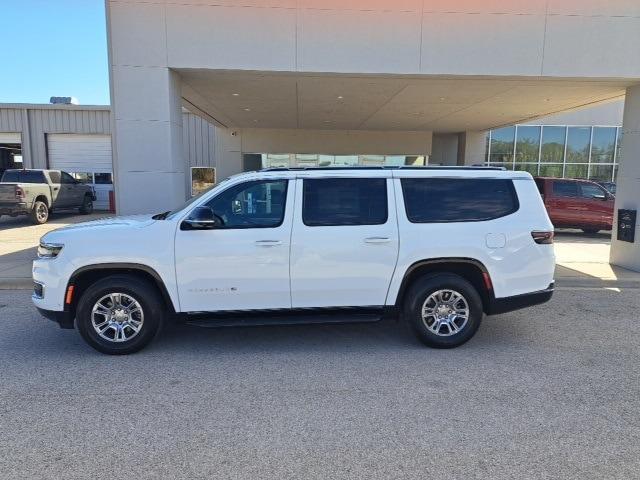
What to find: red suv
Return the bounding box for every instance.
[534,177,614,234]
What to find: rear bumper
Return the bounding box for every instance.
[487,282,554,315]
[0,202,28,215]
[35,305,75,329]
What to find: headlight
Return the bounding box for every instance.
[37,242,64,258]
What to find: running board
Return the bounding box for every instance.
[182,308,386,328]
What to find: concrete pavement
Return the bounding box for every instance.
[1,287,639,479]
[0,213,109,289]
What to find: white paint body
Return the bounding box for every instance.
[33,169,555,314]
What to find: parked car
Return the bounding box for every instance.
[33,167,555,354]
[534,177,614,234]
[595,180,617,195]
[0,169,95,224]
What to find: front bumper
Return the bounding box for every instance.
[486,282,554,315]
[35,305,75,329]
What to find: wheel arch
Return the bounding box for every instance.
[66,263,177,316]
[34,194,49,207]
[393,258,493,313]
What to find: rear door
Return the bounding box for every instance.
[290,173,399,308]
[46,171,63,208]
[547,179,580,227]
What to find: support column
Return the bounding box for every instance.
[111,67,185,215]
[610,85,640,271]
[457,131,487,166]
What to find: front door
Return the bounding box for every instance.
[175,178,293,312]
[59,171,81,207]
[290,175,399,308]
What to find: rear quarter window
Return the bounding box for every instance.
[401,178,519,223]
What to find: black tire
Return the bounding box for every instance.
[582,228,600,234]
[79,195,94,214]
[76,275,164,354]
[404,273,483,348]
[30,200,49,224]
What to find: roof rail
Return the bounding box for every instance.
[261,166,506,172]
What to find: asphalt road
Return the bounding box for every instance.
[1,287,639,480]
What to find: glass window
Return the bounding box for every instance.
[589,164,614,182]
[401,178,518,223]
[47,171,61,184]
[191,167,216,197]
[591,127,616,164]
[514,163,538,176]
[302,178,387,227]
[539,164,563,177]
[564,164,588,179]
[579,182,606,199]
[616,128,623,163]
[17,171,46,183]
[1,170,18,182]
[72,172,93,184]
[61,172,76,184]
[566,127,591,163]
[489,127,515,163]
[540,126,566,163]
[94,173,113,185]
[552,180,579,197]
[203,180,287,229]
[514,126,540,163]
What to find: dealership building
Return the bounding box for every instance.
[2,0,640,270]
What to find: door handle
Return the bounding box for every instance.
[255,240,282,246]
[53,187,59,191]
[364,237,391,244]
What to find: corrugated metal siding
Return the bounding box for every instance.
[28,109,111,169]
[0,108,23,132]
[182,112,217,195]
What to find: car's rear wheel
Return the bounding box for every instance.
[79,195,94,214]
[404,273,483,348]
[76,275,164,354]
[30,200,49,224]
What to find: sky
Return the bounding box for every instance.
[0,0,110,105]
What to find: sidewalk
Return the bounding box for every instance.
[1,218,639,290]
[0,213,110,289]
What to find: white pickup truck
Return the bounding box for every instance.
[0,169,95,224]
[32,166,555,354]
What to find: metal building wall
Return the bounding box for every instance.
[0,105,111,169]
[182,111,218,195]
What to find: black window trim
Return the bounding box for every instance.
[198,178,289,230]
[301,177,389,227]
[400,177,520,224]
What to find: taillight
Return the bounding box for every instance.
[531,231,554,244]
[15,186,24,199]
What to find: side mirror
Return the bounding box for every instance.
[181,206,223,230]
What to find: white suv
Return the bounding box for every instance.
[33,167,555,354]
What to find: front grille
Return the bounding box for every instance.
[33,282,44,299]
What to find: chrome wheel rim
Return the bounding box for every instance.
[421,289,470,337]
[91,293,144,343]
[36,204,47,222]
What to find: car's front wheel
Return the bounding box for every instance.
[76,275,164,354]
[404,273,483,348]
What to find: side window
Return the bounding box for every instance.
[580,183,606,199]
[401,178,519,223]
[203,179,287,228]
[48,171,61,184]
[302,178,388,227]
[552,181,579,197]
[61,172,76,184]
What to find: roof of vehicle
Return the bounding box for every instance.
[534,176,601,183]
[262,166,505,172]
[2,168,54,172]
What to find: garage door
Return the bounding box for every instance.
[0,132,21,144]
[47,134,113,210]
